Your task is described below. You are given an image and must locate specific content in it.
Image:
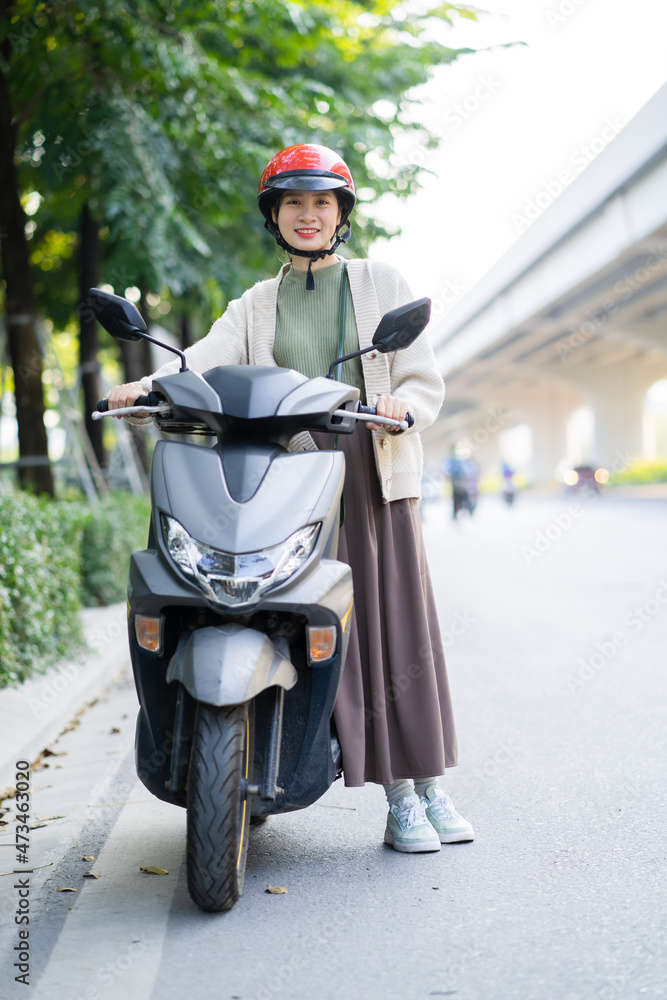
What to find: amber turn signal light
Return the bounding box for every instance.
[306,626,337,664]
[135,614,163,654]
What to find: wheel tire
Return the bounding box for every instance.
[186,701,254,912]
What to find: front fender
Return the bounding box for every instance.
[166,624,297,706]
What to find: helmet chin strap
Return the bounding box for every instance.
[266,221,351,290]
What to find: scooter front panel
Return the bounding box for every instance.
[152,440,344,555]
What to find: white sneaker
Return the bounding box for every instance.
[384,795,441,853]
[420,786,475,843]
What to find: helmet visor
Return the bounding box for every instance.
[263,169,351,191]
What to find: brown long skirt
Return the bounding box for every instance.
[311,425,458,787]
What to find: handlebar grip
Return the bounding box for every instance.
[141,391,164,407]
[96,391,163,412]
[358,403,414,428]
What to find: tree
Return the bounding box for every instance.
[0,1,54,495]
[78,203,106,467]
[2,0,480,492]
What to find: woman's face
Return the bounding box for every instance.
[274,189,342,254]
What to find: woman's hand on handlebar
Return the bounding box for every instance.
[108,382,147,417]
[366,394,411,433]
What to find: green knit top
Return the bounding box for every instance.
[273,260,365,398]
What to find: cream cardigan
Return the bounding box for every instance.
[143,258,445,502]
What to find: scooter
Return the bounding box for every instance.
[89,288,430,912]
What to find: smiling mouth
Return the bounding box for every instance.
[295,228,319,235]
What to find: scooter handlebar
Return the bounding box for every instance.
[96,392,162,411]
[94,393,414,430]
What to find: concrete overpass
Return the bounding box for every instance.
[425,84,667,483]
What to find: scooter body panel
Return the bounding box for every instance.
[151,439,343,557]
[128,529,353,814]
[165,623,298,706]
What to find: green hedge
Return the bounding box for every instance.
[79,494,152,606]
[0,493,86,686]
[0,491,151,688]
[608,459,667,485]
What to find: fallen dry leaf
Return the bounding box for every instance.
[109,727,121,734]
[41,748,67,758]
[82,856,95,862]
[266,885,288,894]
[83,871,101,879]
[60,719,81,735]
[57,887,77,892]
[140,866,169,875]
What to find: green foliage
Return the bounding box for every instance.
[78,493,152,606]
[0,490,151,687]
[3,0,483,495]
[608,459,667,486]
[0,492,86,687]
[5,0,479,325]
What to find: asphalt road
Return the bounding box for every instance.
[1,490,666,1000]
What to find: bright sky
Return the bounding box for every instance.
[369,0,667,316]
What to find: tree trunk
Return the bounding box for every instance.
[0,52,54,496]
[138,287,153,373]
[79,204,107,468]
[118,319,152,479]
[180,312,191,351]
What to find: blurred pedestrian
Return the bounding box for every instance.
[444,446,478,519]
[502,462,516,507]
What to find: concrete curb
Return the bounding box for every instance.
[0,603,131,792]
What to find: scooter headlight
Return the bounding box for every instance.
[160,514,320,607]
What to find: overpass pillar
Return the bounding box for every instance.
[576,357,667,471]
[590,384,646,472]
[494,383,582,483]
[528,403,569,482]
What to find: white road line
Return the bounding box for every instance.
[34,780,186,1000]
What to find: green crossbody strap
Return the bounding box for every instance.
[334,261,349,525]
[336,260,348,370]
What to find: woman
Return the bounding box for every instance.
[109,143,473,853]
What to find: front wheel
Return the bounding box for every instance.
[186,701,254,912]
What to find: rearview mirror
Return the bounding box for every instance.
[87,288,148,342]
[372,298,431,353]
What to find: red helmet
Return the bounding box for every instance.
[258,143,356,225]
